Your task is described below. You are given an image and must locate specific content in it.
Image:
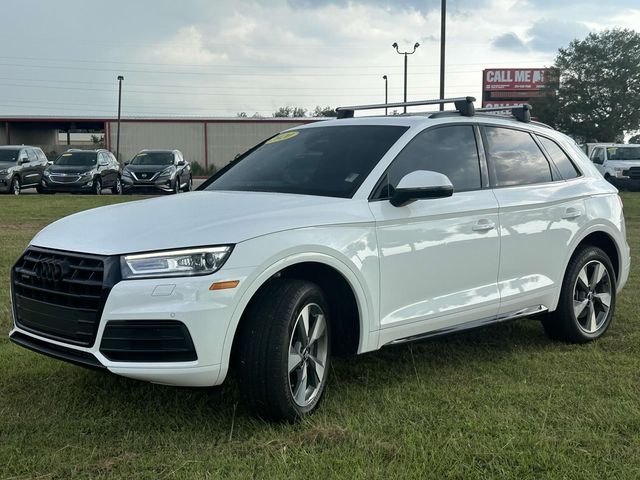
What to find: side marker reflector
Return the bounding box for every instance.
[210,280,240,291]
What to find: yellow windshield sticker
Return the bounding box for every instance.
[62,153,72,156]
[607,147,617,154]
[266,131,299,144]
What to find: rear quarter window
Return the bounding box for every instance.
[537,135,581,179]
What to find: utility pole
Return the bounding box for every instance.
[439,0,446,110]
[116,75,124,161]
[392,42,420,113]
[382,75,388,115]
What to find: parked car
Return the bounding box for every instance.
[40,149,122,195]
[0,145,48,195]
[9,99,630,422]
[588,143,640,190]
[121,149,192,194]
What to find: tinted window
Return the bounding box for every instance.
[607,146,640,161]
[538,136,580,179]
[378,125,481,196]
[205,126,408,198]
[130,151,175,166]
[55,151,97,166]
[0,149,20,162]
[484,127,552,187]
[591,148,605,164]
[36,149,47,162]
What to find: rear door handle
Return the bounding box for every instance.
[562,208,582,220]
[472,219,496,232]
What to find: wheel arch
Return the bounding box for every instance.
[565,226,622,287]
[220,253,371,383]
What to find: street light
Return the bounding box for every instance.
[382,75,388,115]
[392,41,420,113]
[116,75,124,161]
[439,0,446,110]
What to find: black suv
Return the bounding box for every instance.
[121,149,192,194]
[0,145,48,195]
[41,149,122,195]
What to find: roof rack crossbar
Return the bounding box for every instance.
[336,96,476,119]
[476,104,532,123]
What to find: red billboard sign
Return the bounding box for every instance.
[483,68,547,91]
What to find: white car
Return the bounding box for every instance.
[9,99,630,421]
[589,143,640,190]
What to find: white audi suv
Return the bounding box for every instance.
[9,98,630,421]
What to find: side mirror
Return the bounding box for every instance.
[390,170,453,207]
[19,157,29,164]
[178,160,186,166]
[47,161,53,166]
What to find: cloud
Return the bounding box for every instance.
[492,19,590,53]
[492,32,529,52]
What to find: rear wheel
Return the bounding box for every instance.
[10,176,20,195]
[236,279,331,421]
[112,176,122,195]
[542,246,616,343]
[92,177,102,195]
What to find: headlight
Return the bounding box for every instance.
[120,246,233,279]
[613,167,628,178]
[157,167,174,178]
[0,169,8,176]
[122,170,132,178]
[43,170,51,177]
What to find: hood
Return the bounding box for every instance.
[48,165,95,174]
[606,160,640,169]
[30,191,373,256]
[125,164,173,173]
[0,161,17,170]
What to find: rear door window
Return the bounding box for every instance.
[537,136,580,179]
[27,149,37,162]
[483,127,552,187]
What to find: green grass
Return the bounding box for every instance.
[1,194,640,479]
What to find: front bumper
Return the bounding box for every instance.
[0,176,12,192]
[122,175,174,193]
[10,266,255,387]
[40,177,94,192]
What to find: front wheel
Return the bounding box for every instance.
[542,246,616,343]
[10,176,20,195]
[236,279,331,421]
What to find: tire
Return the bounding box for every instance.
[174,178,180,194]
[541,246,616,343]
[236,279,331,421]
[10,176,20,195]
[112,176,122,195]
[92,177,102,195]
[185,175,192,192]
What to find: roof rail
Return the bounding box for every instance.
[475,104,532,123]
[336,96,476,119]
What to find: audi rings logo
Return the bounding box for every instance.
[34,258,69,283]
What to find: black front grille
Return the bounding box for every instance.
[12,247,120,347]
[134,172,157,182]
[623,167,640,179]
[50,175,81,183]
[100,320,197,362]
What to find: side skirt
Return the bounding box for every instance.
[384,304,548,346]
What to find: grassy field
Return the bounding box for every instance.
[1,194,639,479]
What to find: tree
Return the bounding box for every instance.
[273,106,307,118]
[312,105,336,117]
[552,28,640,143]
[629,134,640,144]
[236,112,248,117]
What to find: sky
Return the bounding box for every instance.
[0,0,638,118]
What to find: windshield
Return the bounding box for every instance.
[204,125,408,198]
[130,152,174,166]
[0,149,20,162]
[608,146,640,161]
[54,151,97,166]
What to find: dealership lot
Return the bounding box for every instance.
[1,193,639,478]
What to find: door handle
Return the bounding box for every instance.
[472,219,496,232]
[562,208,582,220]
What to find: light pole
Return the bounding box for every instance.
[392,42,420,113]
[382,75,388,115]
[439,0,446,110]
[116,75,124,161]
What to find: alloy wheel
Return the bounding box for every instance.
[573,260,612,334]
[288,303,329,407]
[12,178,20,195]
